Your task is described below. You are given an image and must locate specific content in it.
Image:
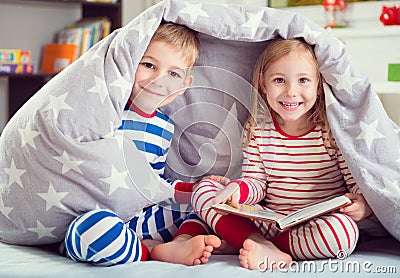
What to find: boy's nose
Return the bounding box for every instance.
[150,72,166,86]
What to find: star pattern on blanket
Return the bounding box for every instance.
[356,120,385,150]
[242,11,268,37]
[179,2,209,24]
[27,221,57,240]
[37,183,69,212]
[332,65,363,94]
[100,165,130,195]
[4,159,26,188]
[53,151,84,174]
[19,127,40,150]
[0,0,399,246]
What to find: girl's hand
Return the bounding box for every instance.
[201,175,230,185]
[213,182,240,208]
[340,193,373,222]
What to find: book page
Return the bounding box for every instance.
[277,196,351,230]
[212,203,283,222]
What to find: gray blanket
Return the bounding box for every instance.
[0,0,399,245]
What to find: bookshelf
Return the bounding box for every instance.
[0,0,122,120]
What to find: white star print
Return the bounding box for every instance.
[294,23,322,45]
[0,197,13,220]
[130,17,158,43]
[356,120,385,150]
[100,165,130,195]
[82,50,102,68]
[43,93,73,116]
[4,159,26,188]
[110,73,132,99]
[37,182,69,212]
[102,121,117,139]
[53,150,84,174]
[241,10,267,37]
[382,177,400,196]
[27,220,57,240]
[332,66,363,93]
[179,2,209,24]
[19,127,40,149]
[88,75,108,104]
[143,180,164,201]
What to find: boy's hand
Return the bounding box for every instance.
[213,182,240,208]
[201,175,230,185]
[340,193,373,222]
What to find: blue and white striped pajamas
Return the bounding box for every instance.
[64,105,202,265]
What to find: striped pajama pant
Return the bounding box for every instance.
[64,202,202,265]
[192,179,360,260]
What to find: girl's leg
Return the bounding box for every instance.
[65,209,149,266]
[192,179,292,269]
[284,213,359,260]
[255,212,359,260]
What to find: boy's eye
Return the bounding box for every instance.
[141,62,155,69]
[274,78,285,84]
[169,71,182,78]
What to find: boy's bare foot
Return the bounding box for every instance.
[239,233,292,270]
[150,234,221,266]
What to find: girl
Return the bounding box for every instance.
[190,38,377,270]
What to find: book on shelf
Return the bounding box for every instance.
[41,43,77,74]
[57,17,111,58]
[0,49,33,74]
[0,63,33,74]
[212,195,352,231]
[0,49,31,65]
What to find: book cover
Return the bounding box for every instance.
[0,49,31,64]
[212,195,351,231]
[0,63,33,74]
[57,27,83,60]
[41,43,77,73]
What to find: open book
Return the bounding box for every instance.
[212,195,351,231]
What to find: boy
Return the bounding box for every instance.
[62,22,221,266]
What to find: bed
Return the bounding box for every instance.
[0,0,399,276]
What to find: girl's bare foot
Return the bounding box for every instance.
[239,233,292,270]
[150,234,221,266]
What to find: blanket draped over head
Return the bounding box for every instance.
[0,0,399,245]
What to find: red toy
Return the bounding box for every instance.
[380,4,400,26]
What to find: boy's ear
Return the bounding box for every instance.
[178,74,194,95]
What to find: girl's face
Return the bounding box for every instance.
[260,48,319,132]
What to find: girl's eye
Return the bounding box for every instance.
[142,62,155,69]
[169,71,181,78]
[274,78,284,84]
[299,78,310,84]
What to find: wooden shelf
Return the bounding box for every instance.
[1,0,122,120]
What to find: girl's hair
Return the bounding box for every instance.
[246,38,336,148]
[151,22,200,67]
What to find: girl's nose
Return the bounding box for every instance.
[285,83,298,97]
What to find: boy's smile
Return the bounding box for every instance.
[131,40,194,114]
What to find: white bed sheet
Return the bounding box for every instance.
[1,235,399,278]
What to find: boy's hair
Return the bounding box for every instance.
[151,22,200,67]
[246,38,335,148]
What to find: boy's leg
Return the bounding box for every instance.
[128,202,191,242]
[64,209,149,266]
[150,212,221,265]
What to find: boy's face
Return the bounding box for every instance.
[131,40,194,114]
